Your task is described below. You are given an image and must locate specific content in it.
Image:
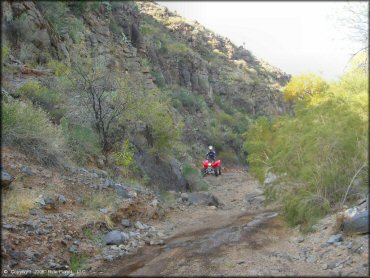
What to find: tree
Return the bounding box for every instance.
[337,2,368,49]
[68,55,136,152]
[282,73,329,102]
[335,2,368,71]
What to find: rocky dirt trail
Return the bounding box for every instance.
[99,170,368,277]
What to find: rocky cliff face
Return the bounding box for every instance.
[137,2,290,116]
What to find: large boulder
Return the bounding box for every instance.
[1,169,14,187]
[187,192,222,207]
[133,151,187,191]
[114,184,131,199]
[104,230,129,245]
[343,210,369,235]
[245,189,265,206]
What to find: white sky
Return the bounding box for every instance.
[157,1,367,80]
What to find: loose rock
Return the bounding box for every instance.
[115,184,131,199]
[121,219,131,227]
[99,208,109,214]
[20,165,33,176]
[134,221,146,230]
[327,234,343,244]
[1,169,14,187]
[58,195,67,204]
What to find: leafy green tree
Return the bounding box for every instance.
[282,73,329,102]
[245,70,368,230]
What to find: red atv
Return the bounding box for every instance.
[201,159,222,177]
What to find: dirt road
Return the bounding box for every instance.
[101,170,368,276]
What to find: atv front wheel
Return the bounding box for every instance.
[201,169,206,177]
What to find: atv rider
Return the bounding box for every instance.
[206,145,216,163]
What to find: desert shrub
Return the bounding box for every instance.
[37,2,85,43]
[80,190,121,211]
[2,188,38,216]
[140,24,156,36]
[159,191,177,207]
[61,118,101,166]
[112,139,138,177]
[183,163,208,192]
[65,1,101,16]
[70,253,88,272]
[17,80,60,108]
[2,98,65,166]
[215,111,234,126]
[135,89,183,154]
[244,69,368,229]
[19,42,38,65]
[113,140,135,168]
[17,80,65,123]
[214,96,237,115]
[164,41,192,55]
[2,41,10,64]
[47,59,70,77]
[151,70,166,88]
[12,13,34,43]
[172,89,205,113]
[283,191,330,233]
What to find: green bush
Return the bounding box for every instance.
[17,80,65,122]
[17,80,60,107]
[172,89,206,113]
[70,253,87,273]
[215,111,234,126]
[61,118,101,166]
[151,70,166,88]
[47,60,70,77]
[214,96,237,115]
[244,69,368,230]
[283,191,330,233]
[2,99,65,166]
[136,89,183,154]
[112,139,138,177]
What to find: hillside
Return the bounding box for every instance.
[2,1,290,192]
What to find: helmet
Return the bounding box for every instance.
[208,146,213,150]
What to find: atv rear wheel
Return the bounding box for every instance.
[219,167,222,175]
